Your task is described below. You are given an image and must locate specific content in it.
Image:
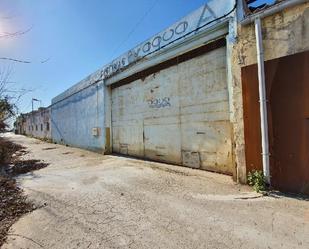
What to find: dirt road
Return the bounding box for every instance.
[2,133,309,249]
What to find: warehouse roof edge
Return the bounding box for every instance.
[52,0,236,104]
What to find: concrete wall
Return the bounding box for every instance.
[231,2,309,182]
[50,0,236,158]
[51,81,105,153]
[20,107,51,139]
[111,46,233,174]
[15,116,26,135]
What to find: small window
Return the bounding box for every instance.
[32,126,34,131]
[29,126,31,131]
[46,122,50,131]
[41,124,43,131]
[35,125,38,131]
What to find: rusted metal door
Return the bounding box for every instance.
[242,64,263,173]
[268,51,309,194]
[242,51,309,194]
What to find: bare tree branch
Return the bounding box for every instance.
[0,57,31,63]
[0,65,13,95]
[0,24,33,63]
[0,66,34,130]
[0,26,33,39]
[40,57,51,64]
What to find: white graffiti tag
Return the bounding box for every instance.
[148,97,171,108]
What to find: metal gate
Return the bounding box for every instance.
[242,51,309,194]
[111,41,233,174]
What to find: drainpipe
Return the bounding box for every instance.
[255,17,270,184]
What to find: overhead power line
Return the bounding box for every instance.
[111,0,160,57]
[0,57,31,63]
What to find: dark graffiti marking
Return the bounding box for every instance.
[148,97,171,108]
[197,4,217,29]
[128,21,189,62]
[103,57,127,77]
[163,29,174,41]
[103,21,189,78]
[175,21,188,35]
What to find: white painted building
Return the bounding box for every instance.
[15,107,51,140]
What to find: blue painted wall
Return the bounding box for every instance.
[51,81,105,152]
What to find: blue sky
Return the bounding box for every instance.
[0,0,274,113]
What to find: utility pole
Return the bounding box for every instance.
[32,98,40,113]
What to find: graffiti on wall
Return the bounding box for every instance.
[148,97,171,108]
[102,0,235,79]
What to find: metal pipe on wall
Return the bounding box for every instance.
[254,17,270,183]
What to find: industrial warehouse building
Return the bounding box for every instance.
[52,0,237,177]
[16,0,309,195]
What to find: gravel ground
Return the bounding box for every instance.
[0,137,48,247]
[0,176,35,248]
[1,133,309,249]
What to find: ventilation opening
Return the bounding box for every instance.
[244,0,277,15]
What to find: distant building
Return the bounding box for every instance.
[15,107,51,140]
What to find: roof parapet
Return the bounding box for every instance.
[52,0,237,104]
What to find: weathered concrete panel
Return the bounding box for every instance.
[111,80,144,157]
[112,46,233,174]
[51,82,105,153]
[144,123,182,163]
[178,47,232,174]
